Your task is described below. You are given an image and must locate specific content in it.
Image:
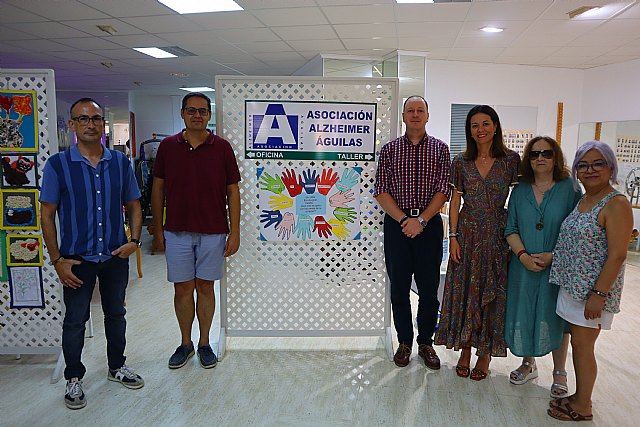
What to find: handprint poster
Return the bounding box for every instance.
[0,90,39,153]
[258,166,361,241]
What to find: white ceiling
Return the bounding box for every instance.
[1,0,639,117]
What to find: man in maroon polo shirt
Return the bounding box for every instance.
[151,92,241,369]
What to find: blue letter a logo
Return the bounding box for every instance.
[253,104,298,149]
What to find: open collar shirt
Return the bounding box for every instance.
[40,145,140,262]
[374,133,451,210]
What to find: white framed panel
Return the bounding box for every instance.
[0,68,62,381]
[216,76,398,349]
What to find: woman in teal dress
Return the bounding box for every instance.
[504,136,581,397]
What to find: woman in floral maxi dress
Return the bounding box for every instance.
[434,105,520,380]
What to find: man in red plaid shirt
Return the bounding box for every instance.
[374,96,451,370]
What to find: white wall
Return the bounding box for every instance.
[425,60,584,161]
[128,93,183,157]
[581,59,640,123]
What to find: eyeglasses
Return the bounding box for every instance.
[576,160,608,172]
[183,107,209,116]
[71,115,105,126]
[528,150,554,160]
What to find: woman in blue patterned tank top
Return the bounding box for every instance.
[547,141,632,422]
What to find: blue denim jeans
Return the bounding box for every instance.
[62,255,129,380]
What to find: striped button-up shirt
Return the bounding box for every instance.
[40,145,141,262]
[374,134,451,209]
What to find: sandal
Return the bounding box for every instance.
[509,360,538,385]
[549,396,573,409]
[470,367,489,381]
[547,402,593,422]
[470,355,491,381]
[455,365,470,378]
[550,369,569,398]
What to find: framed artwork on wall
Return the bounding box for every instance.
[0,230,7,281]
[8,266,44,308]
[0,89,39,153]
[1,154,38,188]
[0,189,39,230]
[6,233,43,266]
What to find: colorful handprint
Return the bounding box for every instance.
[281,168,303,197]
[268,193,293,210]
[329,189,355,208]
[294,214,313,240]
[313,215,332,238]
[259,209,283,228]
[335,168,359,192]
[329,219,350,239]
[259,171,285,194]
[300,169,318,194]
[333,206,357,223]
[316,167,339,195]
[276,212,295,240]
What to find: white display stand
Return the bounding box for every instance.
[0,68,63,382]
[216,76,398,359]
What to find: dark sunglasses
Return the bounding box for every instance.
[528,149,554,160]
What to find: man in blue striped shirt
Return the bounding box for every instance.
[41,98,144,410]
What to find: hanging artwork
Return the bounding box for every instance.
[0,89,39,153]
[257,166,361,241]
[1,154,38,188]
[6,233,43,266]
[0,230,7,281]
[9,266,44,308]
[0,189,40,230]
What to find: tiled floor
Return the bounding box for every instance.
[2,240,639,426]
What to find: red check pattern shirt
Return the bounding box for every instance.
[374,134,451,209]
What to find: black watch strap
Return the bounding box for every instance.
[130,239,142,248]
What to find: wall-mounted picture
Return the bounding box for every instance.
[6,233,42,266]
[0,89,39,153]
[0,230,7,281]
[0,189,40,230]
[1,154,38,188]
[9,266,44,308]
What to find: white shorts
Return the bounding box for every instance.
[556,286,614,330]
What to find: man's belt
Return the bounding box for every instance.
[402,208,423,218]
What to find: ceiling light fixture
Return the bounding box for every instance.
[480,27,504,33]
[133,47,177,58]
[157,0,243,14]
[179,87,215,92]
[567,6,600,19]
[96,25,118,35]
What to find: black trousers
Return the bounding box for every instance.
[384,213,443,346]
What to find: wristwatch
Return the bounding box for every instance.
[418,217,427,228]
[130,238,142,248]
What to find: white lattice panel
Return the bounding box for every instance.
[217,77,398,335]
[0,70,61,350]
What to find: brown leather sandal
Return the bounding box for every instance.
[470,367,489,381]
[547,403,593,421]
[455,365,470,378]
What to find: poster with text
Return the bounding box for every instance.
[246,101,376,161]
[258,166,361,241]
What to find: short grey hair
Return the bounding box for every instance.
[571,140,619,191]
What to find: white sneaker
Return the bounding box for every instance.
[64,378,87,409]
[107,365,145,389]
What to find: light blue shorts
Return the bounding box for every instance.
[164,231,226,283]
